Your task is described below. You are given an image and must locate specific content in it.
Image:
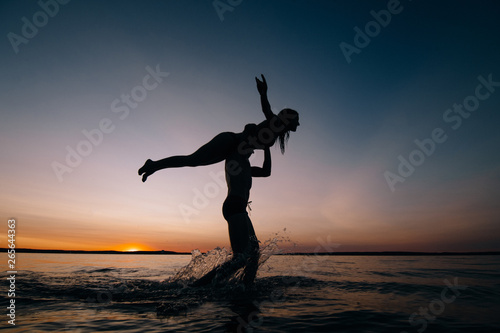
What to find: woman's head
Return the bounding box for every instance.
[276,108,300,154]
[278,108,300,131]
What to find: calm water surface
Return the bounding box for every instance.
[1,253,499,332]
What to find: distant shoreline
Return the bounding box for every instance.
[0,248,190,255]
[1,248,499,256]
[277,251,500,256]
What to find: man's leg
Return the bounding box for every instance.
[242,216,260,285]
[227,212,252,255]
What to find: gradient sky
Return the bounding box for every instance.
[1,0,499,253]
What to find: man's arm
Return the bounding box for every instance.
[251,147,271,177]
[255,74,274,120]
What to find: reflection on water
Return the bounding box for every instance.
[2,253,499,332]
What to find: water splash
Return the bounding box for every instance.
[172,247,233,282]
[169,229,292,285]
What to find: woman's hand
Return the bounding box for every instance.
[256,74,273,119]
[255,74,267,95]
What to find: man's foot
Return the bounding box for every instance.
[138,159,154,182]
[242,252,260,286]
[189,268,217,287]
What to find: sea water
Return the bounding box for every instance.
[1,249,499,332]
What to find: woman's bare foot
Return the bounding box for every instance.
[138,159,155,182]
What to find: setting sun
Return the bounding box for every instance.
[111,243,156,252]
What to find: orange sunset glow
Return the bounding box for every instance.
[1,1,499,255]
[111,243,157,252]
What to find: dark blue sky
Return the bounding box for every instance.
[1,1,499,252]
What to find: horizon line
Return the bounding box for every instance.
[2,248,500,256]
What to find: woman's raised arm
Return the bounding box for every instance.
[255,74,274,120]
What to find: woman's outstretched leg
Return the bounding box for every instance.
[139,132,238,182]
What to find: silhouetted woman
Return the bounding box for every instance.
[138,75,299,182]
[138,75,299,285]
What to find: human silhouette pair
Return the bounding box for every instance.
[139,75,299,286]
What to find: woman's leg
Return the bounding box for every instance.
[139,132,237,182]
